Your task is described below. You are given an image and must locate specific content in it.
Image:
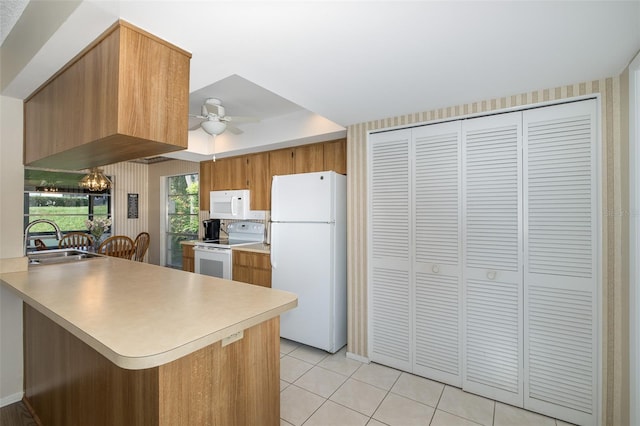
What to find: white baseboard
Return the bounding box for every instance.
[0,391,23,407]
[346,351,369,364]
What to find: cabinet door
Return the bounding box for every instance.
[462,112,523,406]
[522,100,598,425]
[295,144,324,173]
[213,157,246,190]
[412,122,462,387]
[251,252,272,288]
[182,244,195,272]
[323,139,347,175]
[232,251,272,287]
[232,251,251,283]
[246,152,270,210]
[199,160,213,211]
[269,148,295,177]
[368,129,412,371]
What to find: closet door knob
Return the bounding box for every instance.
[432,264,440,273]
[487,270,497,280]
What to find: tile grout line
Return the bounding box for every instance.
[289,346,367,425]
[299,352,347,426]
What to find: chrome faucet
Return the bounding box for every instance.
[23,219,63,255]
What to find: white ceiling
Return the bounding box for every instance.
[0,0,28,45]
[2,1,639,159]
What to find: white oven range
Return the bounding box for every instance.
[193,222,264,280]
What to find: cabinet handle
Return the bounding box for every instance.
[432,264,440,273]
[487,270,497,280]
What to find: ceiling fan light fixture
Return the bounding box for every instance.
[79,168,112,191]
[201,119,227,135]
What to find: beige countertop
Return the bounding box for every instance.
[233,243,271,254]
[0,256,295,370]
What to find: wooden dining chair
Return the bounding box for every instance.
[34,239,48,251]
[58,232,94,251]
[132,232,150,262]
[97,235,135,259]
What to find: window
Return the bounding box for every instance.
[24,168,112,248]
[165,174,199,269]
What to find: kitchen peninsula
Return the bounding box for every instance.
[0,255,297,425]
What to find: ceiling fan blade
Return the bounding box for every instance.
[188,116,205,130]
[226,125,244,135]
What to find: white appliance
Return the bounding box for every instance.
[194,222,264,279]
[271,171,347,353]
[209,190,264,220]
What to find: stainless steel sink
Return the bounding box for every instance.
[28,248,103,266]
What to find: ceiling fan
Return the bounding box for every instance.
[189,98,258,136]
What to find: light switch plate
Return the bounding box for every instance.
[221,330,244,347]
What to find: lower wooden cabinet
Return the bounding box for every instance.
[23,304,280,426]
[182,244,195,272]
[232,250,271,288]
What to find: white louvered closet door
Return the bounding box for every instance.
[368,129,412,371]
[412,122,463,386]
[523,100,599,426]
[462,112,524,406]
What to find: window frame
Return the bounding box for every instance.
[163,173,199,269]
[23,168,113,244]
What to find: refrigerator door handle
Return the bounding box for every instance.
[270,225,277,269]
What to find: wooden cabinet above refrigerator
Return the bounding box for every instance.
[23,20,191,170]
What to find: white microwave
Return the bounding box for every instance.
[210,190,264,220]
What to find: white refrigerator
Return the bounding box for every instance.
[270,171,347,353]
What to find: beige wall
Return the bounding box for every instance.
[0,95,26,404]
[346,79,629,425]
[102,162,149,244]
[101,159,200,265]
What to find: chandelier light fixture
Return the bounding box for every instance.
[79,168,112,191]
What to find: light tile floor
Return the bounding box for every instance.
[279,339,575,426]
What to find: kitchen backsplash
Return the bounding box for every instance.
[198,210,270,241]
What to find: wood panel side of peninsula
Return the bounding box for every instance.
[24,304,279,426]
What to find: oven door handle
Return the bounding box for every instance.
[194,246,224,253]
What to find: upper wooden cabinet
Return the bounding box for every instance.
[323,138,347,175]
[245,153,271,210]
[198,138,346,211]
[199,160,213,211]
[269,148,295,177]
[23,20,191,170]
[212,157,247,191]
[294,144,324,174]
[269,140,345,178]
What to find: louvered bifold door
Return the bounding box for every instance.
[412,122,463,386]
[368,129,412,371]
[462,112,524,406]
[523,99,599,426]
